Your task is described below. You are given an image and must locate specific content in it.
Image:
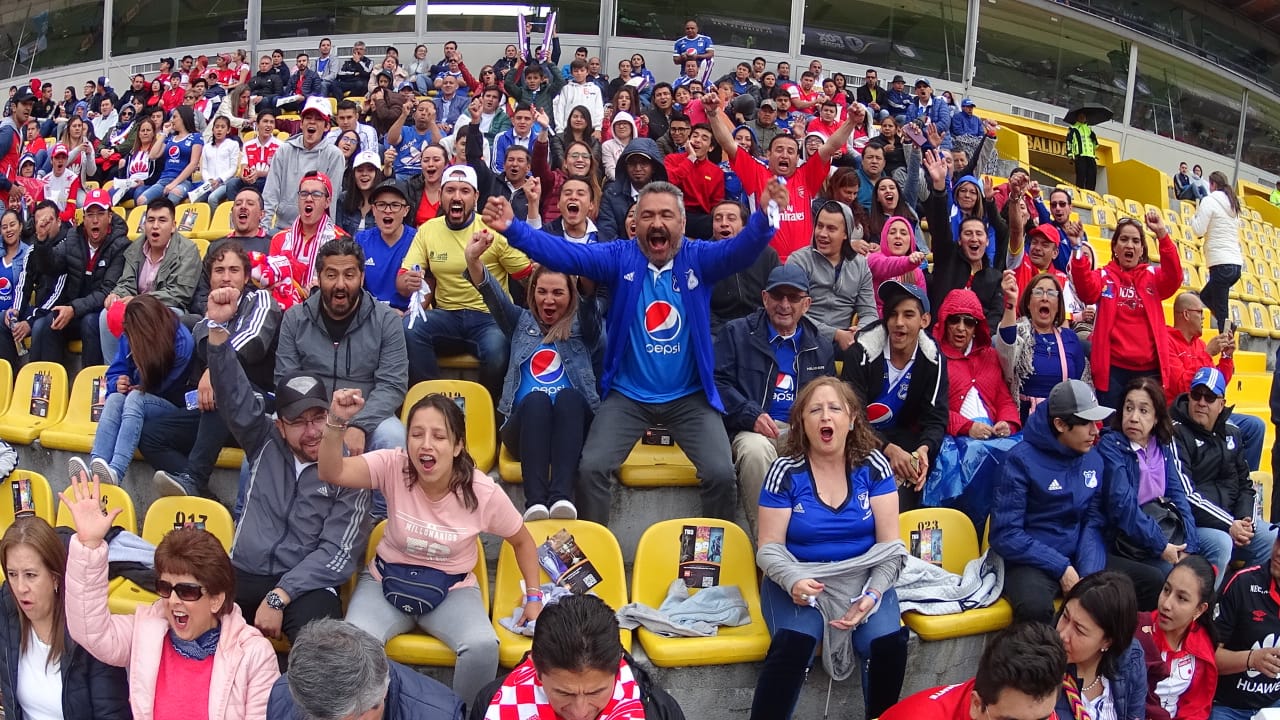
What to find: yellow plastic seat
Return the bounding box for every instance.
[401,380,496,472]
[1163,208,1181,227]
[109,496,237,613]
[1079,190,1104,208]
[1180,245,1203,268]
[124,206,147,240]
[192,237,210,258]
[192,202,234,240]
[630,518,769,666]
[1235,351,1269,374]
[360,522,492,666]
[1179,200,1196,224]
[898,508,1013,640]
[1268,306,1280,340]
[0,360,14,415]
[40,365,109,453]
[493,520,630,666]
[0,362,68,443]
[1181,265,1202,291]
[619,441,699,487]
[174,202,211,235]
[1102,194,1124,210]
[216,447,245,470]
[55,483,138,534]
[1093,206,1117,231]
[1123,198,1144,217]
[497,444,522,483]
[1240,275,1264,303]
[0,470,55,530]
[438,354,480,370]
[111,206,126,221]
[1245,302,1271,339]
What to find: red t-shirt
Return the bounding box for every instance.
[731,148,829,263]
[415,191,441,227]
[882,679,979,720]
[153,638,213,720]
[1106,267,1158,371]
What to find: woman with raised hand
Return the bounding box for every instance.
[60,471,278,719]
[322,389,544,703]
[752,377,907,720]
[996,271,1090,422]
[1134,556,1217,720]
[0,517,130,720]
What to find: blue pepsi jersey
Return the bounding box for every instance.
[355,225,415,310]
[673,35,713,59]
[393,125,434,178]
[760,453,896,562]
[611,267,698,403]
[514,344,573,404]
[767,331,800,422]
[0,256,17,314]
[160,133,203,182]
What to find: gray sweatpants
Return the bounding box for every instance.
[344,573,498,703]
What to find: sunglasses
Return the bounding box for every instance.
[947,315,978,327]
[1049,201,1070,208]
[1189,387,1221,403]
[155,579,206,601]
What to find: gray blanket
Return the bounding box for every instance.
[896,549,1004,615]
[616,579,751,637]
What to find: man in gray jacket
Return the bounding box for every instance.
[262,96,346,231]
[204,283,371,643]
[784,200,877,352]
[276,238,408,463]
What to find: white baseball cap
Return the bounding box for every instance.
[353,149,381,170]
[441,164,478,191]
[301,96,331,120]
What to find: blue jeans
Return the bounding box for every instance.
[1198,524,1278,589]
[136,179,194,205]
[760,577,902,688]
[1231,411,1265,472]
[91,391,186,478]
[207,183,230,209]
[404,308,509,396]
[1212,705,1275,720]
[225,176,265,198]
[1202,264,1242,333]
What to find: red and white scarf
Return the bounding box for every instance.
[276,213,338,290]
[483,658,645,720]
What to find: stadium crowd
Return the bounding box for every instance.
[0,22,1274,720]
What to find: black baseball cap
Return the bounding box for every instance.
[370,179,410,205]
[275,372,330,420]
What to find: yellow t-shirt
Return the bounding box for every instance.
[401,216,531,311]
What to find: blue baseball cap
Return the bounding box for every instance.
[878,279,930,315]
[764,265,810,294]
[1191,367,1228,398]
[961,97,976,107]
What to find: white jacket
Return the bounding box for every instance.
[1192,189,1243,268]
[200,136,242,185]
[553,81,604,132]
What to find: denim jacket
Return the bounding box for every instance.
[471,267,603,419]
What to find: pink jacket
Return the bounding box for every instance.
[64,537,280,720]
[867,215,927,314]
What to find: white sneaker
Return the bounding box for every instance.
[523,503,550,521]
[67,457,89,484]
[549,500,578,520]
[89,457,119,486]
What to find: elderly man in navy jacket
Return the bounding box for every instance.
[483,179,789,524]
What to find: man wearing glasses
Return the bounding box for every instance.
[201,285,370,642]
[713,264,834,528]
[1009,219,1084,322]
[354,179,416,311]
[263,96,346,231]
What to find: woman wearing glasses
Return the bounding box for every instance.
[1070,211,1181,409]
[934,288,1020,440]
[996,272,1089,423]
[60,472,279,720]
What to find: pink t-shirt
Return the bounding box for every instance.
[154,638,213,720]
[362,449,523,586]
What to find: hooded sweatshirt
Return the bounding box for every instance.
[260,132,346,231]
[932,289,1020,436]
[597,138,668,242]
[601,111,638,182]
[948,175,997,264]
[989,401,1107,578]
[784,200,878,343]
[866,215,926,315]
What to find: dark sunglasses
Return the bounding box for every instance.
[155,579,206,601]
[1189,387,1221,403]
[947,315,978,328]
[1049,200,1070,208]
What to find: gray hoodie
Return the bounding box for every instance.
[275,289,408,437]
[209,340,371,600]
[784,201,878,344]
[261,133,347,231]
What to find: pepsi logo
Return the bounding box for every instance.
[529,348,565,385]
[774,373,794,392]
[644,301,682,342]
[167,145,180,158]
[866,403,893,425]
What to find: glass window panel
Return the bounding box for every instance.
[112,0,245,58]
[1242,92,1280,174]
[417,1,598,35]
[974,4,1127,117]
[614,1,788,54]
[261,0,411,40]
[1132,46,1241,158]
[0,0,104,73]
[802,0,966,83]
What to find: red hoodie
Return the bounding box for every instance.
[1133,609,1217,720]
[932,288,1021,436]
[1070,234,1182,392]
[1164,326,1234,405]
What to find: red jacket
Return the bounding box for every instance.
[1070,234,1182,392]
[663,153,724,214]
[882,679,1013,720]
[1134,609,1217,720]
[1164,326,1234,404]
[933,289,1021,436]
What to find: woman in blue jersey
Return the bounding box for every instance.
[135,105,202,206]
[752,376,907,720]
[464,227,601,522]
[0,209,31,366]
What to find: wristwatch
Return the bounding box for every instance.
[265,590,286,611]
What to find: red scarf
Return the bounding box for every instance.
[483,658,645,720]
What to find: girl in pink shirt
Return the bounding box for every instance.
[320,391,544,704]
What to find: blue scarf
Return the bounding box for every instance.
[169,625,220,661]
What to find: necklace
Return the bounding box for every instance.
[1081,674,1102,694]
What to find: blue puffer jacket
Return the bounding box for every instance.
[990,402,1107,577]
[905,97,953,149]
[473,267,603,418]
[105,321,195,408]
[1055,641,1146,720]
[950,109,984,137]
[597,138,668,242]
[0,584,131,720]
[1097,429,1199,557]
[504,208,776,412]
[267,660,463,720]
